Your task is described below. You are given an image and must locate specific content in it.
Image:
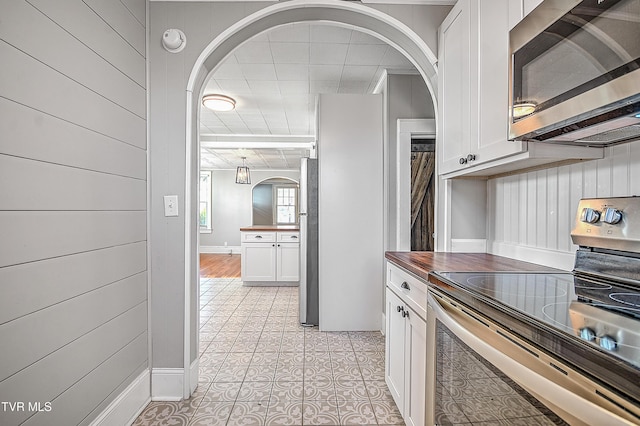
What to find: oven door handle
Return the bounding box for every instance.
[427,291,636,426]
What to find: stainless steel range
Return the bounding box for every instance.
[427,197,640,425]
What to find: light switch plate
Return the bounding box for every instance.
[164,195,179,217]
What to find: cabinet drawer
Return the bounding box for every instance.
[387,263,427,320]
[242,232,276,243]
[277,232,300,242]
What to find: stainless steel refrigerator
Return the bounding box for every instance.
[299,157,318,326]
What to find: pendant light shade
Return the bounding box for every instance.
[235,157,251,184]
[202,94,236,112]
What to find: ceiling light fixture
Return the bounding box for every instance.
[235,157,251,184]
[512,101,537,119]
[203,94,236,112]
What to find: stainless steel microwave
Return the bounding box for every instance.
[508,0,640,146]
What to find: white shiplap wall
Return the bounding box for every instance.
[0,0,147,425]
[487,141,640,270]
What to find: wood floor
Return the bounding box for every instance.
[199,253,241,278]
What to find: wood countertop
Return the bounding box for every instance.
[385,251,563,282]
[240,225,299,232]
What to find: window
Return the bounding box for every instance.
[199,171,212,232]
[276,186,297,224]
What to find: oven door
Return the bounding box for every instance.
[426,290,637,426]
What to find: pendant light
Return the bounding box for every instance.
[235,157,251,184]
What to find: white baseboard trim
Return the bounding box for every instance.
[450,239,487,253]
[89,369,150,426]
[190,358,199,395]
[199,245,241,254]
[151,368,184,401]
[488,241,575,271]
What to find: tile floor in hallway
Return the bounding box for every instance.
[133,278,404,426]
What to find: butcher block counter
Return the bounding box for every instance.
[239,225,299,232]
[385,251,561,282]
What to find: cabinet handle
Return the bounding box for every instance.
[459,157,467,165]
[397,305,404,313]
[402,309,409,319]
[401,281,410,290]
[291,235,298,239]
[255,235,263,239]
[466,153,476,162]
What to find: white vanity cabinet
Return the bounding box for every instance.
[241,230,299,285]
[438,0,602,178]
[385,262,427,426]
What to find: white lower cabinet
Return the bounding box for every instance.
[385,275,427,426]
[241,231,299,283]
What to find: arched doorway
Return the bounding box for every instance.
[182,0,440,398]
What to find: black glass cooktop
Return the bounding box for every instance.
[433,272,640,370]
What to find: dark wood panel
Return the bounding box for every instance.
[411,151,435,251]
[385,252,561,282]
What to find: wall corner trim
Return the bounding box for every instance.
[89,369,150,426]
[152,368,184,401]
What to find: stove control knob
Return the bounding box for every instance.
[579,327,596,342]
[599,335,618,351]
[602,208,622,225]
[580,208,601,224]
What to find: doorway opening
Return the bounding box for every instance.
[184,0,440,398]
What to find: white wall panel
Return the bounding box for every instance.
[1,0,147,423]
[26,0,146,86]
[0,211,146,267]
[0,272,146,382]
[0,42,145,148]
[23,335,147,426]
[0,0,145,117]
[0,242,146,324]
[488,140,640,270]
[84,0,146,57]
[0,98,146,178]
[0,304,146,426]
[0,155,146,211]
[121,0,146,26]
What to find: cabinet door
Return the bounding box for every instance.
[385,288,406,414]
[241,243,276,281]
[404,309,427,426]
[438,0,472,175]
[475,0,524,162]
[276,242,299,281]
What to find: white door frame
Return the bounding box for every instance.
[183,0,440,398]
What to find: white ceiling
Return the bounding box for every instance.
[200,23,418,170]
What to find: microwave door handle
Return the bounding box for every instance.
[427,292,635,426]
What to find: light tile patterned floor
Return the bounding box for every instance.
[133,278,404,426]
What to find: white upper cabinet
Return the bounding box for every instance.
[508,0,544,30]
[438,0,603,178]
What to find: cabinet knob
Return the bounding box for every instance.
[401,309,409,318]
[397,305,404,313]
[401,281,410,290]
[603,207,622,224]
[466,153,476,162]
[272,244,275,247]
[459,157,467,165]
